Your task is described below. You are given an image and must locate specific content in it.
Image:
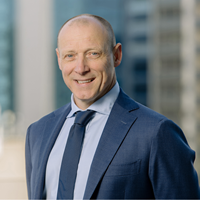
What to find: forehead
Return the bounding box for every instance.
[58,17,109,50]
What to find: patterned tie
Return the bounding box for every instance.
[57,110,96,199]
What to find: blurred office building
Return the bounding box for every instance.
[0,0,26,199]
[122,0,151,106]
[0,0,14,113]
[123,0,200,172]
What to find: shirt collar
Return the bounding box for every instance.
[67,82,120,118]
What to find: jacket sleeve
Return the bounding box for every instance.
[25,125,32,199]
[149,119,200,199]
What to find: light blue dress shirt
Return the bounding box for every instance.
[45,83,120,199]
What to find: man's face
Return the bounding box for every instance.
[56,18,122,109]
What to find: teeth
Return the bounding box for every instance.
[77,80,92,84]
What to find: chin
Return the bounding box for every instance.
[76,92,96,100]
[78,95,98,105]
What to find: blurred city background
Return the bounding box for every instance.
[0,0,200,198]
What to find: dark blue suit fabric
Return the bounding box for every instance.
[25,89,200,199]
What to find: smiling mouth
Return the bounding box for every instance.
[76,78,95,84]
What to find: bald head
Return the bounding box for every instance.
[57,14,116,52]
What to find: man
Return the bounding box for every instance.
[25,14,200,199]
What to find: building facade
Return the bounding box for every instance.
[0,0,14,113]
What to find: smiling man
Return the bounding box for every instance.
[56,16,121,110]
[25,14,200,199]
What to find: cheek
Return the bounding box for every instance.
[103,63,115,81]
[99,68,114,89]
[61,64,72,77]
[60,66,73,88]
[62,68,69,76]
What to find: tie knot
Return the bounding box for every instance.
[74,110,95,126]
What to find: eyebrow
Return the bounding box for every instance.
[62,47,102,54]
[85,48,102,52]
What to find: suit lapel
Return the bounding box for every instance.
[33,104,71,199]
[84,90,139,199]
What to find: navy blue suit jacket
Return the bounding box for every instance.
[25,89,200,199]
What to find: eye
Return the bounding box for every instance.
[87,51,100,58]
[64,53,75,60]
[66,54,73,58]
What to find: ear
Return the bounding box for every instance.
[113,43,122,68]
[56,48,62,70]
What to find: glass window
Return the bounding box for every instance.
[0,0,14,112]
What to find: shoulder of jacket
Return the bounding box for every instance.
[29,103,71,128]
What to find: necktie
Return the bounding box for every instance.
[57,110,96,199]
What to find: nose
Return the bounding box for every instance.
[74,54,90,75]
